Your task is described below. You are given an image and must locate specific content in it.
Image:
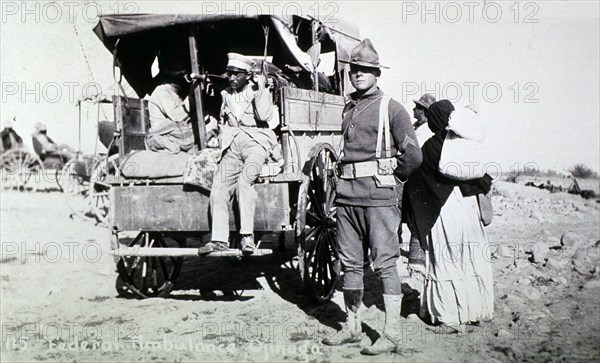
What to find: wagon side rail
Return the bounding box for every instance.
[280,86,345,173]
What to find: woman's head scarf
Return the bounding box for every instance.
[427,100,455,133]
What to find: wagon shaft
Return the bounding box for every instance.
[111,246,273,257]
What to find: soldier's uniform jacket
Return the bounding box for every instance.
[336,87,422,207]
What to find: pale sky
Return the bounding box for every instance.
[1,0,599,175]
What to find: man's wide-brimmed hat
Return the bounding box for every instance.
[226,53,255,72]
[339,38,389,69]
[157,37,190,78]
[414,93,437,109]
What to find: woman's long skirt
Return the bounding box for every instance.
[421,187,494,326]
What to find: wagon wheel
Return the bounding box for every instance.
[44,157,67,190]
[115,232,185,299]
[88,156,117,225]
[31,158,62,192]
[0,149,42,191]
[59,157,95,221]
[296,143,340,304]
[50,165,64,190]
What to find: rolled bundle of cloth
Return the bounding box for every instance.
[447,104,486,142]
[438,104,490,181]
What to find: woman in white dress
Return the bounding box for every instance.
[404,100,494,333]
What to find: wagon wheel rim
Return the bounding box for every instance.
[88,159,113,226]
[0,149,41,190]
[60,158,96,221]
[115,232,185,299]
[296,143,340,304]
[54,159,69,192]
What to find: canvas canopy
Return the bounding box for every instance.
[93,14,359,97]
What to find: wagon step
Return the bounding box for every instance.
[111,247,273,257]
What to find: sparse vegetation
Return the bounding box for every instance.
[503,168,566,183]
[569,164,598,179]
[542,169,562,178]
[502,165,599,197]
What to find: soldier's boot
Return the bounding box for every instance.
[322,289,363,346]
[361,294,403,355]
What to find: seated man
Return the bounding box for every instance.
[200,53,278,256]
[31,122,76,161]
[1,117,23,153]
[145,69,196,154]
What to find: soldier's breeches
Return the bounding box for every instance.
[337,205,402,293]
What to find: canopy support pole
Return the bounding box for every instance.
[188,28,207,150]
[311,20,320,93]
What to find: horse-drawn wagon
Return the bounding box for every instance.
[1,118,45,191]
[93,14,361,302]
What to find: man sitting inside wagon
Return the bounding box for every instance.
[199,53,279,256]
[31,122,76,161]
[144,64,197,154]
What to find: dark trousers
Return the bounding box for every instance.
[337,205,402,295]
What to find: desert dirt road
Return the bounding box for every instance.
[1,181,599,362]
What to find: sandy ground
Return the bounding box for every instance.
[1,180,599,362]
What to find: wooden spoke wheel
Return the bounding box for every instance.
[88,156,117,225]
[296,143,340,304]
[42,156,67,190]
[59,157,96,221]
[115,232,185,299]
[0,149,42,191]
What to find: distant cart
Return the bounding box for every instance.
[1,126,42,191]
[57,96,115,224]
[93,14,361,302]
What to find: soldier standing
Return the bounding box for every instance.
[322,39,422,355]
